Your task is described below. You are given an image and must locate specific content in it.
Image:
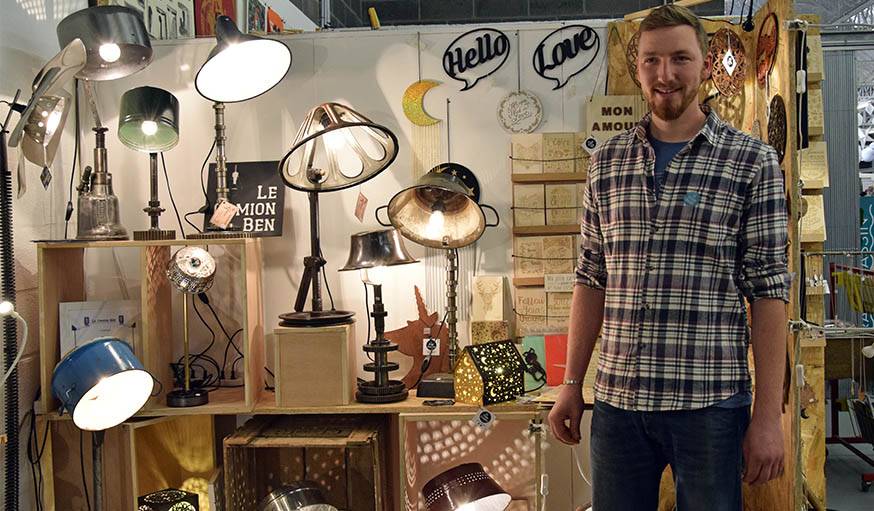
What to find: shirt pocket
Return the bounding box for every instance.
[676,189,731,262]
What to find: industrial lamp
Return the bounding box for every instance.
[381,163,499,397]
[57,5,156,241]
[339,228,418,403]
[422,463,511,511]
[259,481,339,511]
[278,102,399,326]
[166,246,217,407]
[192,15,291,237]
[118,86,180,240]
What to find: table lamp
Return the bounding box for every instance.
[166,246,217,407]
[277,102,398,327]
[118,86,180,240]
[259,481,339,511]
[51,338,154,511]
[422,463,511,511]
[192,15,291,237]
[57,5,155,241]
[339,228,418,403]
[381,163,499,398]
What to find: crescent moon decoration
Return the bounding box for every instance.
[403,79,442,126]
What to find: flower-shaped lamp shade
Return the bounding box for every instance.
[8,38,87,167]
[387,170,485,249]
[51,338,153,431]
[422,463,511,511]
[166,247,217,294]
[56,5,153,81]
[195,16,291,103]
[280,103,399,192]
[118,86,180,152]
[259,481,338,511]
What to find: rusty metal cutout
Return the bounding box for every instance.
[709,28,747,97]
[626,29,641,88]
[756,12,779,88]
[768,94,787,164]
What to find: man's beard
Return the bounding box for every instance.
[646,84,699,121]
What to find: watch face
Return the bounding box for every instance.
[169,503,196,511]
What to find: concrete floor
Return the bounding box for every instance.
[824,409,874,510]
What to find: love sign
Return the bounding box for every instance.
[533,25,600,90]
[443,28,511,91]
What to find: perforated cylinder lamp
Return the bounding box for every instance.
[422,463,511,511]
[51,338,153,431]
[259,481,338,511]
[56,5,153,81]
[339,229,417,403]
[118,86,180,240]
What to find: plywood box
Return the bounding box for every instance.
[273,323,357,407]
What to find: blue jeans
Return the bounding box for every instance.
[590,400,750,511]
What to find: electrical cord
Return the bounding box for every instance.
[64,79,80,239]
[0,308,28,390]
[161,153,185,238]
[412,310,450,388]
[319,247,336,310]
[184,140,216,234]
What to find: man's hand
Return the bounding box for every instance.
[742,414,784,485]
[548,384,585,445]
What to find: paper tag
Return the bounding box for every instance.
[471,408,495,430]
[423,336,440,356]
[544,274,575,293]
[581,135,600,156]
[40,166,52,189]
[355,191,368,222]
[209,199,240,229]
[823,279,831,295]
[722,48,737,76]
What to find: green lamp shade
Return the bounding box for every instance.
[118,86,180,152]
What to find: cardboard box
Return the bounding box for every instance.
[273,323,356,407]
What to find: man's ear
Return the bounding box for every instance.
[702,52,714,81]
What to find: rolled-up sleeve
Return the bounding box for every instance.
[575,167,607,290]
[737,147,791,302]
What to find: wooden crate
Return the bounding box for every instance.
[223,415,389,511]
[36,239,264,416]
[273,323,356,407]
[38,415,218,511]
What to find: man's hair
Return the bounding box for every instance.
[639,5,709,59]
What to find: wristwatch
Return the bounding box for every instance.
[562,378,582,386]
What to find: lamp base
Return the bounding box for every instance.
[133,229,175,241]
[356,380,408,403]
[279,310,354,327]
[416,373,455,398]
[187,230,257,240]
[166,388,209,407]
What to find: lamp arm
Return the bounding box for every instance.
[481,203,501,228]
[374,205,392,227]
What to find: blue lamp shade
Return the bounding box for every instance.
[51,338,153,431]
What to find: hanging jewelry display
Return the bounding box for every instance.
[767,94,787,164]
[709,28,747,98]
[756,12,779,89]
[625,29,641,88]
[498,30,543,134]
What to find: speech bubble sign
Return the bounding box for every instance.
[533,25,600,90]
[443,28,511,91]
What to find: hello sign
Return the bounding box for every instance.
[533,25,600,90]
[443,28,511,91]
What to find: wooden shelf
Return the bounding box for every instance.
[514,277,546,287]
[513,225,580,236]
[35,237,253,249]
[512,172,586,184]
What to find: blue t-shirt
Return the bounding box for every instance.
[647,134,688,198]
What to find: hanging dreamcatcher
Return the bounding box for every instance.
[625,29,641,89]
[767,94,787,164]
[756,12,779,89]
[709,28,747,98]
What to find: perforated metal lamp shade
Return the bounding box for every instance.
[422,463,511,511]
[280,103,399,192]
[387,171,485,249]
[56,5,152,81]
[195,16,291,103]
[118,86,180,152]
[50,338,153,431]
[339,228,418,271]
[259,481,338,511]
[8,39,86,167]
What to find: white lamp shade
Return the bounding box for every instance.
[72,369,153,430]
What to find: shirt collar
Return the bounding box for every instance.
[633,105,722,147]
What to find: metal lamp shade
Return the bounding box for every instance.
[57,5,152,81]
[195,16,291,103]
[51,338,153,431]
[118,86,180,152]
[166,247,216,294]
[259,481,338,511]
[422,463,511,511]
[340,228,418,271]
[280,103,399,192]
[9,38,86,167]
[387,171,485,249]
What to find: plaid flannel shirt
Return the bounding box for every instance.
[575,108,791,412]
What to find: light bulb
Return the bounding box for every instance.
[98,43,121,63]
[46,109,63,136]
[140,120,158,136]
[323,128,348,153]
[863,343,874,359]
[0,301,14,316]
[425,209,445,240]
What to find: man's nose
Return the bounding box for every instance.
[656,60,675,83]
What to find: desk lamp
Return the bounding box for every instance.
[339,228,418,403]
[118,86,180,240]
[57,5,155,240]
[381,164,499,397]
[192,15,291,238]
[278,102,398,326]
[422,463,511,511]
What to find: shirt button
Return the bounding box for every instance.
[650,226,659,235]
[645,263,655,272]
[642,303,651,311]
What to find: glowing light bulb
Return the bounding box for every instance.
[99,43,121,63]
[323,128,348,153]
[0,301,14,316]
[140,120,158,136]
[425,210,445,240]
[46,110,63,136]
